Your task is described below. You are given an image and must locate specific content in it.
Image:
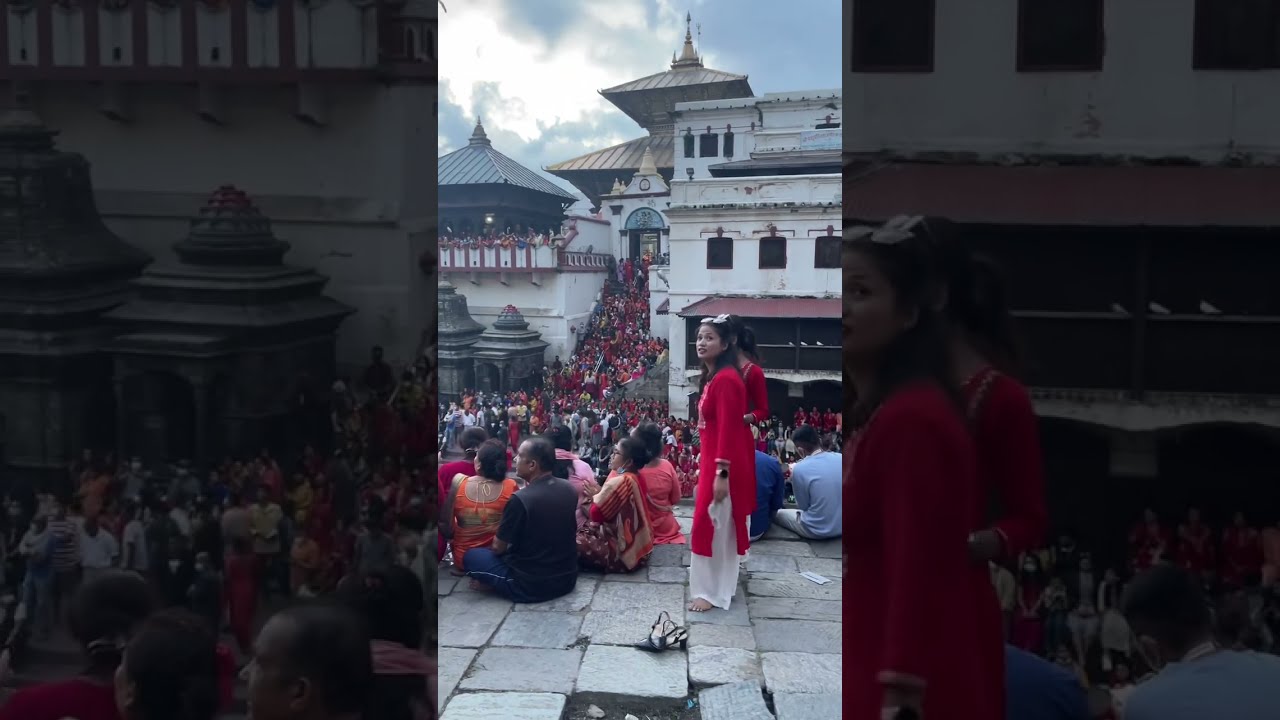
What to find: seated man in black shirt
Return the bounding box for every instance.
[463,436,579,603]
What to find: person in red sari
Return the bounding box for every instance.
[843,224,1003,720]
[730,318,770,426]
[1176,506,1215,580]
[687,314,754,612]
[1128,508,1171,573]
[1221,510,1262,589]
[224,537,258,657]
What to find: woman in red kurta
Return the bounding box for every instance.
[844,224,1003,720]
[1177,507,1215,578]
[1221,510,1262,588]
[224,538,258,655]
[688,315,754,612]
[1128,508,1171,573]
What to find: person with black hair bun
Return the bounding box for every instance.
[728,315,770,429]
[113,609,221,720]
[338,567,437,720]
[843,224,1002,720]
[440,439,518,575]
[0,570,156,720]
[436,426,490,563]
[577,436,655,574]
[543,426,599,530]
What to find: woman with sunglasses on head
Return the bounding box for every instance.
[688,314,754,612]
[843,225,1002,720]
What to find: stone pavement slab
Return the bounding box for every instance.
[795,556,843,578]
[438,573,460,595]
[603,571,649,582]
[688,585,751,626]
[760,652,843,694]
[437,647,478,711]
[439,594,514,647]
[581,605,686,646]
[441,691,568,720]
[773,692,844,720]
[491,611,584,649]
[688,645,763,687]
[697,680,774,720]
[510,575,600,612]
[747,540,815,557]
[745,553,798,573]
[747,572,843,601]
[751,619,842,654]
[760,524,803,541]
[688,623,756,650]
[649,543,689,567]
[592,580,686,610]
[459,648,583,694]
[747,597,842,622]
[648,565,689,583]
[809,539,842,559]
[575,645,689,699]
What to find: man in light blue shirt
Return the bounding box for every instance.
[772,424,841,539]
[748,450,785,541]
[1121,565,1280,720]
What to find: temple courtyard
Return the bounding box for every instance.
[437,503,843,720]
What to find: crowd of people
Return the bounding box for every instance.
[844,216,1280,720]
[0,345,440,719]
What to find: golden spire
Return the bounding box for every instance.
[671,11,702,69]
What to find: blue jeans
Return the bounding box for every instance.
[463,547,536,603]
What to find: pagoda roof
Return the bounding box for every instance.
[439,120,577,201]
[601,66,749,96]
[547,134,674,175]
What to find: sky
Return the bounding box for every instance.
[438,0,843,196]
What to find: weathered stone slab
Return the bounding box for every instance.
[688,645,762,687]
[437,647,477,711]
[648,565,688,583]
[592,581,686,611]
[677,516,693,535]
[603,571,648,582]
[581,606,686,646]
[511,576,599,612]
[441,691,567,720]
[688,586,751,627]
[810,539,842,559]
[697,680,774,720]
[752,619,842,654]
[761,652,843,694]
[689,623,756,650]
[745,553,797,574]
[438,572,460,595]
[458,648,583,694]
[575,645,688,698]
[746,540,814,557]
[649,544,687,567]
[748,597,842,622]
[491,611,583,649]
[747,573,842,601]
[439,594,513,648]
[761,524,802,541]
[773,692,844,720]
[795,556,843,578]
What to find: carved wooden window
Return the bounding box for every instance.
[850,0,935,72]
[699,129,718,158]
[706,237,733,270]
[1017,0,1104,71]
[1194,0,1280,69]
[814,236,841,269]
[759,236,787,270]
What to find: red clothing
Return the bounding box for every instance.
[844,384,1003,720]
[741,361,769,424]
[1129,522,1172,572]
[225,551,258,654]
[0,677,119,720]
[965,368,1048,559]
[1222,525,1262,586]
[1177,522,1214,574]
[690,366,754,557]
[508,419,521,449]
[438,460,474,561]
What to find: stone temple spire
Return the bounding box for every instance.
[468,118,491,146]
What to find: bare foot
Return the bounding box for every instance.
[469,579,491,593]
[688,597,714,612]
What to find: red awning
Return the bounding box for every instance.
[677,296,840,319]
[846,163,1280,227]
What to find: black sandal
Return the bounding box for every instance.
[635,611,689,652]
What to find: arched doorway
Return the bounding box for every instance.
[623,208,665,260]
[122,372,195,464]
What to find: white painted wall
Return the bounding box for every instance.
[843,0,1280,159]
[674,90,842,179]
[457,269,606,364]
[35,82,431,370]
[649,264,671,341]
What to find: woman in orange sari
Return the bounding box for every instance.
[579,437,655,573]
[440,439,517,575]
[632,422,686,545]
